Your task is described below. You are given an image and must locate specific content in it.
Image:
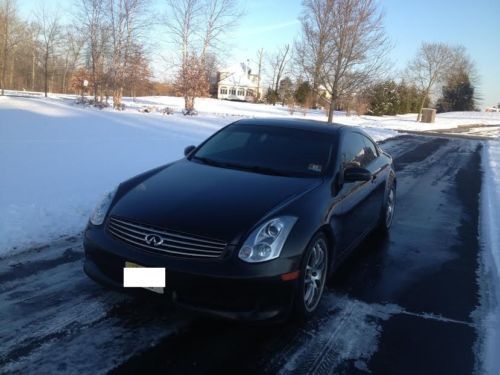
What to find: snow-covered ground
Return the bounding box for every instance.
[477,140,500,374]
[1,93,499,256]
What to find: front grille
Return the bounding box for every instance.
[107,216,227,258]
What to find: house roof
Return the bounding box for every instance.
[218,63,257,87]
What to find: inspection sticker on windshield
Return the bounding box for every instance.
[308,163,323,173]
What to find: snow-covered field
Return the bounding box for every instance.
[1,93,499,256]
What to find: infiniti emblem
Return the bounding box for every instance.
[144,234,164,247]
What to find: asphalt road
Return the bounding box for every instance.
[0,135,483,374]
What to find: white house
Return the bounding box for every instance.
[216,63,261,101]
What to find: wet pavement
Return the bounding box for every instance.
[0,135,483,374]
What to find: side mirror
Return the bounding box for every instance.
[344,167,372,182]
[184,145,196,157]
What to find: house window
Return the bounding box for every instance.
[237,89,245,96]
[246,89,254,97]
[229,88,236,95]
[219,87,227,95]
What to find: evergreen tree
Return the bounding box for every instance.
[265,87,279,105]
[436,72,476,112]
[278,77,294,106]
[294,81,312,106]
[369,80,399,116]
[397,81,428,114]
[369,80,428,116]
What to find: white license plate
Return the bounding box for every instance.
[124,261,165,294]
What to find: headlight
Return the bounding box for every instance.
[238,216,297,263]
[89,186,118,226]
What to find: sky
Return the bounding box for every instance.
[19,0,500,107]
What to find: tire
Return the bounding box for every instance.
[293,232,329,321]
[375,181,396,235]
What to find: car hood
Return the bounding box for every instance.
[110,159,322,243]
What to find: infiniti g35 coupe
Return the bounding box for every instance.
[83,118,396,321]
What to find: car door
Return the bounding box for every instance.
[361,135,388,227]
[334,131,378,255]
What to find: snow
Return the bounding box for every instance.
[476,139,500,375]
[324,111,500,132]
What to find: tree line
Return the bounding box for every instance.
[0,0,156,108]
[261,0,479,120]
[1,0,480,119]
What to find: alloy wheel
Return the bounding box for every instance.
[303,238,327,312]
[385,187,395,228]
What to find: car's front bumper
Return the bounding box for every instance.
[83,225,300,321]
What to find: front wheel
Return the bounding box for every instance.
[293,233,329,320]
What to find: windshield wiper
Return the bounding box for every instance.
[192,156,229,167]
[192,156,290,176]
[231,164,290,176]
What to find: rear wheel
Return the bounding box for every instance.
[293,233,328,320]
[375,182,396,235]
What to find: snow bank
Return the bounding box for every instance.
[0,95,396,256]
[476,139,500,374]
[120,96,500,131]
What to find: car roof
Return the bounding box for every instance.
[233,117,349,136]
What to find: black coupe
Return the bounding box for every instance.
[83,118,396,321]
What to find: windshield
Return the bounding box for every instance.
[191,124,335,177]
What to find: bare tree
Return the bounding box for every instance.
[61,27,84,93]
[107,0,149,109]
[36,5,60,97]
[269,44,291,94]
[448,45,479,88]
[166,0,200,110]
[295,0,335,108]
[124,43,152,98]
[407,42,455,121]
[200,0,239,57]
[165,0,240,111]
[327,0,388,123]
[79,0,107,101]
[27,21,40,91]
[297,0,389,122]
[0,0,22,95]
